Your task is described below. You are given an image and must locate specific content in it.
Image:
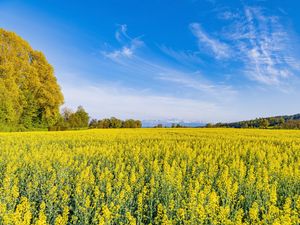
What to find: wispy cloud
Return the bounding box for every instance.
[61,78,227,121]
[160,45,203,66]
[102,24,143,60]
[115,24,130,42]
[218,11,240,20]
[223,6,300,86]
[157,70,236,100]
[100,25,236,102]
[103,52,236,101]
[62,24,237,121]
[190,23,231,59]
[102,46,134,59]
[188,6,300,88]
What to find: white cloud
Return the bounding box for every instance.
[100,25,236,102]
[102,24,144,60]
[61,80,234,122]
[190,23,231,59]
[115,24,129,42]
[157,71,236,100]
[224,6,300,86]
[103,46,134,59]
[160,45,203,65]
[218,11,240,20]
[189,6,300,88]
[101,49,236,101]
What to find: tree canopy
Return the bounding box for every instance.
[89,117,142,129]
[0,29,64,130]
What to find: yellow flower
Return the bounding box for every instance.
[126,212,136,225]
[249,202,259,222]
[12,196,32,225]
[269,184,277,205]
[35,202,47,225]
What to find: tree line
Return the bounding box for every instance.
[153,123,187,128]
[49,106,142,130]
[207,114,300,129]
[89,117,142,129]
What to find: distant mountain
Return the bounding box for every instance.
[142,119,206,128]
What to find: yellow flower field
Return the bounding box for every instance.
[0,128,299,224]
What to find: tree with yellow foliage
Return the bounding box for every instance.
[0,28,64,130]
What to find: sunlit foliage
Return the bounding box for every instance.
[0,29,64,130]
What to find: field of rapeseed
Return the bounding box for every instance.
[0,128,299,224]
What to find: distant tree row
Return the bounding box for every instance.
[208,114,300,129]
[153,123,186,128]
[89,117,142,129]
[171,123,186,128]
[280,120,300,129]
[49,107,143,131]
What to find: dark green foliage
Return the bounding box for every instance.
[69,106,89,128]
[89,119,98,128]
[259,119,270,129]
[89,117,142,129]
[280,120,300,129]
[122,119,142,128]
[50,106,89,130]
[170,123,185,128]
[209,114,300,129]
[110,117,122,128]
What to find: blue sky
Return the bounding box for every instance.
[1,0,300,122]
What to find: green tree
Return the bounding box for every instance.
[259,119,270,129]
[102,119,111,128]
[88,117,142,129]
[110,117,122,128]
[89,119,98,128]
[68,106,89,129]
[135,120,142,128]
[279,117,285,125]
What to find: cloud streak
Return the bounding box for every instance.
[100,24,236,102]
[223,6,300,86]
[79,7,300,122]
[190,23,231,59]
[157,70,236,100]
[115,24,130,42]
[61,80,227,121]
[102,25,144,60]
[160,45,203,66]
[188,6,300,88]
